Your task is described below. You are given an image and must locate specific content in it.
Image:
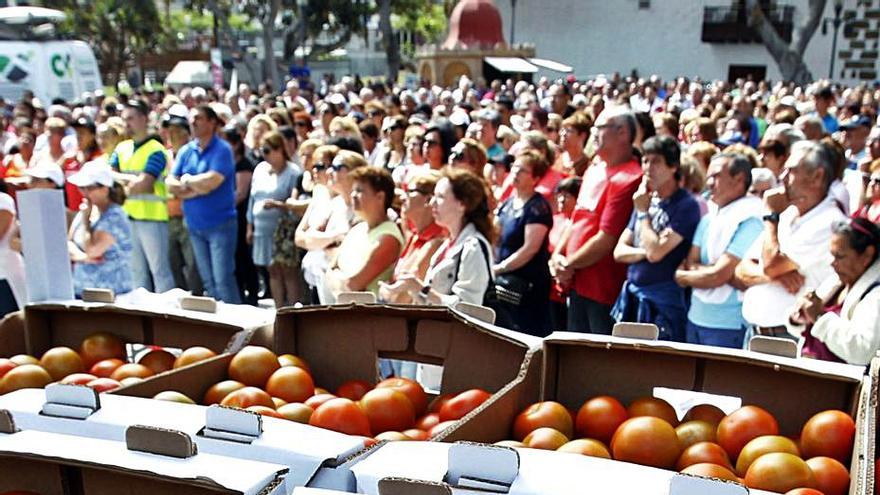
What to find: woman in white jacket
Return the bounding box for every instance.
[380,169,494,306]
[789,217,880,366]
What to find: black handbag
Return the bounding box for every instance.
[493,273,532,306]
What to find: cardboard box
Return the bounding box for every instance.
[115,304,541,419]
[347,440,777,495]
[15,298,274,358]
[0,386,368,494]
[0,427,288,495]
[440,331,874,494]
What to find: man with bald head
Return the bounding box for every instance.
[551,108,643,334]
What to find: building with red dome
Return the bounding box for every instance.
[417,0,544,86]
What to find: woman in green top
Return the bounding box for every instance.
[324,166,403,301]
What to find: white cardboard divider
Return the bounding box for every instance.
[41,383,100,419]
[668,474,748,495]
[180,294,219,313]
[81,287,115,303]
[612,322,660,340]
[336,292,377,304]
[203,404,263,443]
[748,335,799,359]
[444,442,518,493]
[453,301,496,324]
[17,189,74,302]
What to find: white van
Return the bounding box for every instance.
[0,6,103,103]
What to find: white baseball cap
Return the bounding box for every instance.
[68,160,114,188]
[25,163,64,187]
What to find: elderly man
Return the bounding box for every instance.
[736,141,847,341]
[757,124,804,178]
[552,108,643,334]
[676,153,763,348]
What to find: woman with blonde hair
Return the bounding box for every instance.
[245,114,278,162]
[295,149,365,303]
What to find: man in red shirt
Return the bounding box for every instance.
[551,108,643,334]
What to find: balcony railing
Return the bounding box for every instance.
[702,5,794,44]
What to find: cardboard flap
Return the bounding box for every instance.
[337,292,377,304]
[0,410,17,434]
[378,477,452,495]
[612,322,659,340]
[748,336,799,359]
[126,425,197,459]
[41,383,100,420]
[453,302,495,325]
[203,405,263,443]
[669,473,748,494]
[180,295,218,313]
[444,442,518,493]
[81,288,115,303]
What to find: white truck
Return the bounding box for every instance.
[0,6,102,103]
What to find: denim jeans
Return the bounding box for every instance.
[168,216,203,295]
[188,217,241,304]
[686,321,746,349]
[130,220,175,293]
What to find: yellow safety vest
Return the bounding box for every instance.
[116,138,169,221]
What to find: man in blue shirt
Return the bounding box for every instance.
[167,104,241,304]
[812,86,839,134]
[612,136,702,342]
[675,153,764,349]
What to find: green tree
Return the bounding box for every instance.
[43,0,163,86]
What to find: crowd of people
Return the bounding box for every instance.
[1,71,879,366]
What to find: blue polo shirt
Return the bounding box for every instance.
[172,135,237,231]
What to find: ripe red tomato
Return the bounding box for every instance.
[785,489,826,495]
[611,416,681,469]
[681,463,740,482]
[220,386,275,409]
[59,373,98,385]
[0,358,17,380]
[203,380,246,405]
[683,404,726,426]
[806,456,850,495]
[276,403,314,423]
[627,397,679,426]
[428,393,453,414]
[744,453,816,493]
[89,358,125,378]
[675,420,716,450]
[415,412,440,431]
[173,346,217,369]
[716,405,779,460]
[309,398,371,436]
[557,438,611,458]
[246,405,285,419]
[0,364,52,393]
[512,401,573,440]
[522,427,569,450]
[109,363,153,381]
[39,347,84,381]
[336,380,372,401]
[359,388,416,435]
[277,354,310,372]
[79,332,126,368]
[265,366,314,403]
[800,410,856,463]
[85,377,122,393]
[735,435,800,476]
[138,349,176,374]
[304,393,338,410]
[376,378,428,416]
[228,346,280,387]
[438,389,491,421]
[676,441,733,471]
[575,395,629,445]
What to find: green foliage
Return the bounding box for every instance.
[393,1,447,57]
[42,0,163,83]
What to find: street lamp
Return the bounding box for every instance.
[297,0,308,66]
[510,0,517,44]
[822,0,848,80]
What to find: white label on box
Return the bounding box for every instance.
[45,383,100,410]
[17,189,74,302]
[446,443,518,491]
[653,387,742,421]
[205,405,262,438]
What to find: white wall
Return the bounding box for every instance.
[496,0,853,83]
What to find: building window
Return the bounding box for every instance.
[638,0,650,9]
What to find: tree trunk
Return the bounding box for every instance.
[260,0,281,89]
[378,0,400,83]
[745,0,827,85]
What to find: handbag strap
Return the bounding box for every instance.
[451,236,494,287]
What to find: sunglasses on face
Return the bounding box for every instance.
[261,146,274,155]
[870,177,880,185]
[312,162,330,172]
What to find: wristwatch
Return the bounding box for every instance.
[636,211,649,221]
[762,212,780,223]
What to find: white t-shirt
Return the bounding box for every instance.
[742,195,847,327]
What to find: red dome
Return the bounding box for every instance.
[442,0,506,50]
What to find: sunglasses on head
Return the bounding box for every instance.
[330,163,349,172]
